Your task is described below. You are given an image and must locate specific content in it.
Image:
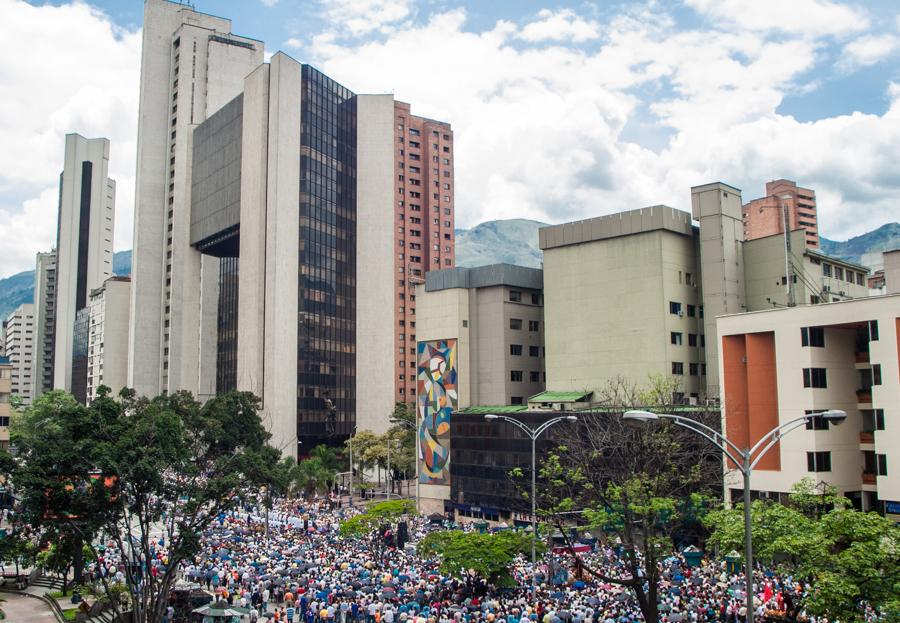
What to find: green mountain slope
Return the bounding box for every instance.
[820,223,900,266]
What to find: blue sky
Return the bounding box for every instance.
[1,0,899,277]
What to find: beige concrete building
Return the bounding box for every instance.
[3,304,35,405]
[540,206,708,402]
[417,264,545,408]
[415,263,544,513]
[129,0,263,400]
[0,357,12,450]
[717,295,900,519]
[885,249,900,295]
[743,230,869,310]
[86,277,132,403]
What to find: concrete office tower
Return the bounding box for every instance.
[32,250,57,401]
[393,102,455,404]
[417,264,545,408]
[86,277,132,403]
[540,207,708,402]
[691,182,745,397]
[743,179,819,248]
[53,134,115,401]
[4,304,35,405]
[129,0,263,399]
[717,295,899,518]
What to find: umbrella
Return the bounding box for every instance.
[615,593,629,602]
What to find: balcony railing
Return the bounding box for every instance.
[862,472,877,485]
[855,351,870,363]
[856,390,872,403]
[859,431,875,444]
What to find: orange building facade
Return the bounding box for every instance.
[394,102,455,404]
[742,179,819,248]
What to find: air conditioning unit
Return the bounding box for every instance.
[678,310,684,317]
[823,285,831,292]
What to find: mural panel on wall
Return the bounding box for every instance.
[417,339,457,486]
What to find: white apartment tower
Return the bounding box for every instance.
[128,0,263,399]
[4,304,35,405]
[53,134,115,402]
[32,250,57,401]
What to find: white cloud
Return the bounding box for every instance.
[838,34,899,71]
[322,0,413,37]
[0,0,140,278]
[517,9,599,43]
[284,37,303,49]
[311,5,900,241]
[259,0,278,6]
[685,0,869,36]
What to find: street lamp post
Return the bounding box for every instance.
[622,408,847,623]
[390,416,420,512]
[484,413,578,596]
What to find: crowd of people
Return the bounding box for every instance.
[95,496,836,623]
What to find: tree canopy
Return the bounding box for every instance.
[11,388,279,623]
[705,479,900,622]
[417,530,538,588]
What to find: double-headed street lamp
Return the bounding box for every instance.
[622,408,847,623]
[390,416,420,511]
[484,413,578,594]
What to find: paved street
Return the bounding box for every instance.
[1,592,55,622]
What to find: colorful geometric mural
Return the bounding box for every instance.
[417,339,458,486]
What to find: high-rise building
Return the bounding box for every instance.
[129,0,263,400]
[86,277,132,403]
[53,134,115,403]
[32,250,57,401]
[742,179,819,248]
[393,102,455,404]
[4,304,35,405]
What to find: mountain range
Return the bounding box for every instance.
[1,221,897,321]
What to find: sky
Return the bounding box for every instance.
[1,0,899,278]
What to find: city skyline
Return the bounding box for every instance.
[2,0,900,278]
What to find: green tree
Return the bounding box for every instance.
[339,499,416,537]
[525,376,721,623]
[417,530,538,588]
[705,480,900,622]
[13,387,278,623]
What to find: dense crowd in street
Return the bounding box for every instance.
[78,495,862,623]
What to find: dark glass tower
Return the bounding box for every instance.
[296,65,357,452]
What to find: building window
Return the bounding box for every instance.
[688,333,697,347]
[510,318,522,330]
[823,263,832,277]
[531,293,541,305]
[529,371,540,383]
[510,370,523,382]
[672,362,684,375]
[801,326,825,347]
[510,344,523,356]
[669,301,682,315]
[834,267,844,281]
[689,363,699,376]
[528,320,540,332]
[510,396,523,405]
[529,346,540,357]
[856,273,864,286]
[876,454,888,476]
[873,364,881,385]
[807,451,831,472]
[869,320,879,341]
[804,410,830,430]
[700,364,707,376]
[686,304,695,317]
[802,367,827,388]
[671,332,683,345]
[509,290,522,302]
